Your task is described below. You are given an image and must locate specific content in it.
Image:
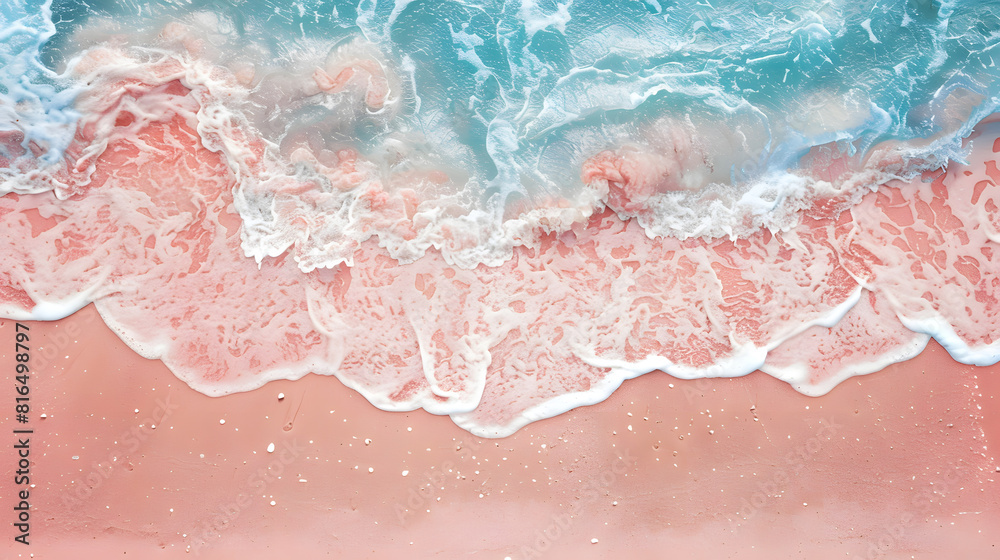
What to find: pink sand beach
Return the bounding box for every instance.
[2,305,997,559]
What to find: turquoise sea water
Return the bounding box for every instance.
[9,0,1000,205]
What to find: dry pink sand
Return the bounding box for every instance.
[2,304,998,559]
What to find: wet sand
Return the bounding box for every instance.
[2,304,998,559]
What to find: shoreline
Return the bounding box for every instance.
[1,304,997,558]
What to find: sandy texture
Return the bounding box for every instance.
[1,304,998,559]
